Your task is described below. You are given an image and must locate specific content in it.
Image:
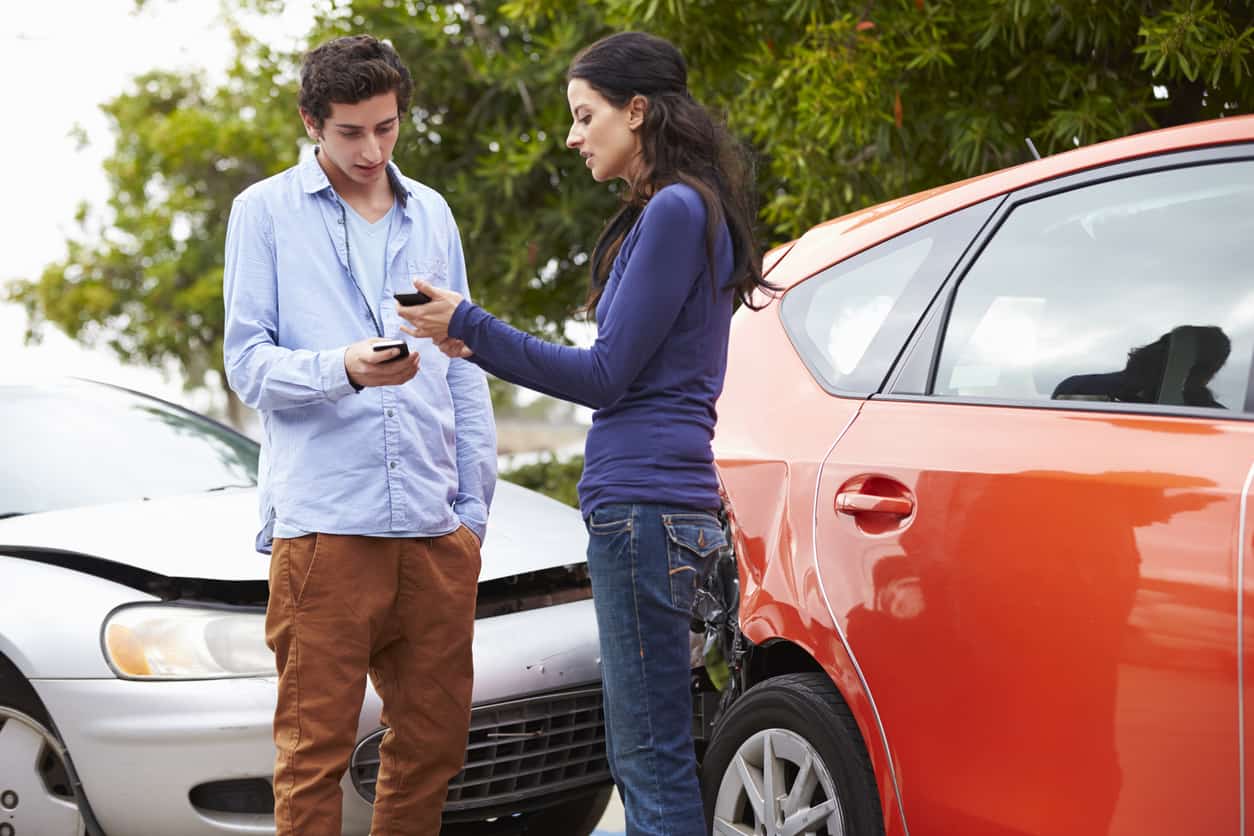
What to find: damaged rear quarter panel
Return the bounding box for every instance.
[713,282,908,836]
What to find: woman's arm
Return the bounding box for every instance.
[447,188,709,409]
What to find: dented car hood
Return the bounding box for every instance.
[0,480,587,582]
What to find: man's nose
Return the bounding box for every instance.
[363,135,382,162]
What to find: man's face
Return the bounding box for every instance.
[302,92,401,187]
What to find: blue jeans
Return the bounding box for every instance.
[585,503,727,836]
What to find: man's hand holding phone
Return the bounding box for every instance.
[344,337,420,389]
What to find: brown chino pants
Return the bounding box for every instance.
[266,527,481,836]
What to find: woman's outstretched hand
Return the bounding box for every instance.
[397,279,462,343]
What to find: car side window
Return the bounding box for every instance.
[781,201,994,396]
[933,160,1254,413]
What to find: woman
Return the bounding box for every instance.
[398,31,772,835]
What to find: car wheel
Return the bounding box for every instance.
[0,666,86,836]
[701,673,883,836]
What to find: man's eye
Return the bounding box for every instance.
[340,132,361,138]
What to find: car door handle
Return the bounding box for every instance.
[835,492,914,516]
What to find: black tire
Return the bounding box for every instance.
[0,653,99,835]
[700,673,884,836]
[0,652,53,728]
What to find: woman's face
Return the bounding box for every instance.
[566,78,643,184]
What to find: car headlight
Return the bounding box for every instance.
[102,603,272,680]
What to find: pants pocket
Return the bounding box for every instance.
[286,533,322,606]
[663,512,726,612]
[450,525,483,577]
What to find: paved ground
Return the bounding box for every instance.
[592,788,625,835]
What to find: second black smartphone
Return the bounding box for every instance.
[394,291,432,306]
[372,339,410,362]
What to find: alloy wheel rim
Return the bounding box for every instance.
[712,727,845,836]
[0,707,84,835]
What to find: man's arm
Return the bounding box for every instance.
[442,204,497,544]
[222,195,359,410]
[222,195,418,409]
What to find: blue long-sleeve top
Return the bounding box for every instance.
[449,183,734,515]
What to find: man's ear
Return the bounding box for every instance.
[299,108,321,141]
[627,95,648,131]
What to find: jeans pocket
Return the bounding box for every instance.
[588,505,633,535]
[663,513,726,612]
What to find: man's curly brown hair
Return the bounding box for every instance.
[299,35,413,129]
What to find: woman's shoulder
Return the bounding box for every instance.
[641,182,707,228]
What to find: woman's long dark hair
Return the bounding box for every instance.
[568,32,772,311]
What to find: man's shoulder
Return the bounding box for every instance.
[234,164,302,206]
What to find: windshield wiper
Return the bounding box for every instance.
[0,512,27,520]
[205,484,254,493]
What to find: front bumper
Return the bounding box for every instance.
[32,598,603,835]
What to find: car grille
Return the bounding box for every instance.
[350,686,611,812]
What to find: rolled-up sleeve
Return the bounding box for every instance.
[441,204,497,543]
[222,194,356,411]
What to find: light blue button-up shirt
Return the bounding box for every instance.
[223,152,496,553]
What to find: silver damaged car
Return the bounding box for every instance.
[0,379,611,836]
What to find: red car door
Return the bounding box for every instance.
[807,149,1254,835]
[1244,457,1254,832]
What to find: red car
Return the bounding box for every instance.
[700,115,1254,836]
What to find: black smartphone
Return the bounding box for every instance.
[372,339,410,362]
[394,291,432,306]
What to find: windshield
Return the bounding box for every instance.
[0,382,259,516]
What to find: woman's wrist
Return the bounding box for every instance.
[447,298,475,342]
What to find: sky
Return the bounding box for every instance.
[0,0,316,414]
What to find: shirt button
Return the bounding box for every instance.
[386,409,394,418]
[389,461,398,470]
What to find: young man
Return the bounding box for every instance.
[222,35,496,836]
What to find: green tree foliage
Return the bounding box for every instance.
[577,0,1253,240]
[8,0,1251,428]
[500,453,584,508]
[7,28,300,424]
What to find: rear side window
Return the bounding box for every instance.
[934,160,1254,413]
[781,201,994,395]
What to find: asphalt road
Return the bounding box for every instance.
[592,788,625,834]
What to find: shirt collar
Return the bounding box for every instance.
[301,148,410,209]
